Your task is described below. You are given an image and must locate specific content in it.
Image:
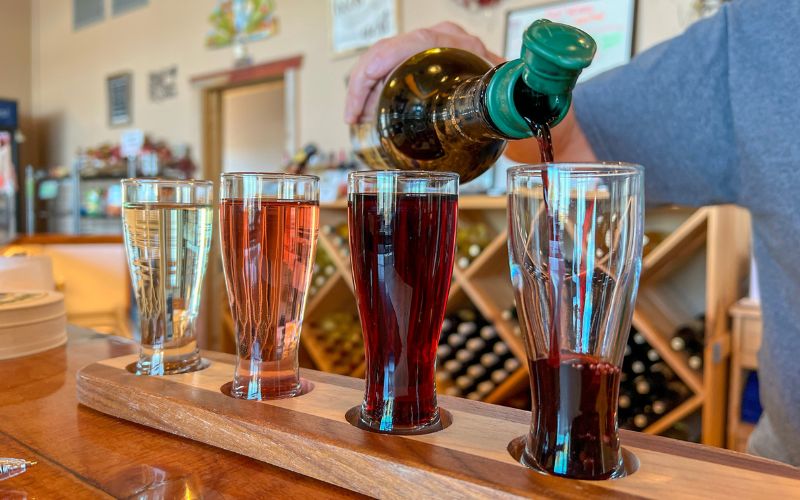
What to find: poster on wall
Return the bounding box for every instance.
[330,0,399,56]
[107,72,133,127]
[206,0,279,48]
[505,0,636,82]
[149,66,178,102]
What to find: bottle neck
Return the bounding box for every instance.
[437,71,509,142]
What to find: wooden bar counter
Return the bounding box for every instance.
[2,327,798,498]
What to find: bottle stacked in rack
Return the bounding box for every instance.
[307,312,364,375]
[670,315,705,372]
[322,223,350,261]
[500,305,522,337]
[436,307,520,401]
[307,247,337,298]
[619,328,692,431]
[455,220,493,270]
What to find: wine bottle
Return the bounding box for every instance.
[490,368,509,385]
[443,359,462,375]
[504,357,521,373]
[455,349,475,364]
[480,352,500,369]
[437,344,453,360]
[447,333,466,349]
[457,321,478,336]
[479,325,498,341]
[501,306,518,322]
[455,375,474,391]
[351,20,596,183]
[444,386,462,397]
[440,317,455,337]
[493,341,510,357]
[476,380,496,397]
[466,364,487,380]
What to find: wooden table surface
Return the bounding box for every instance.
[0,327,362,499]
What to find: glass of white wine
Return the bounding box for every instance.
[121,179,213,375]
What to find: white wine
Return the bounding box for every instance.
[122,202,213,375]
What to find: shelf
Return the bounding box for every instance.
[303,197,751,444]
[643,393,704,436]
[641,208,708,285]
[483,366,528,405]
[632,295,704,396]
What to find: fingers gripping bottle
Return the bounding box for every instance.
[351,20,596,182]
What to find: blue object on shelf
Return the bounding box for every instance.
[741,371,763,424]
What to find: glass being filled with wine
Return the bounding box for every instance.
[508,164,644,479]
[121,179,213,375]
[348,171,459,434]
[220,173,319,399]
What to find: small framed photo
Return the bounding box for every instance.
[330,0,399,56]
[505,0,636,83]
[107,72,133,127]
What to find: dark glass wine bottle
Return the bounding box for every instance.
[352,20,596,182]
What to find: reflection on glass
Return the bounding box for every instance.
[122,179,213,376]
[348,171,458,434]
[220,173,319,400]
[508,163,643,479]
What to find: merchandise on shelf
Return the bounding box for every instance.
[436,306,516,400]
[619,329,692,431]
[307,247,336,298]
[307,311,364,375]
[670,315,705,371]
[322,222,350,259]
[455,219,493,269]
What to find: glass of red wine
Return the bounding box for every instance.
[348,171,459,434]
[508,163,643,479]
[219,173,319,400]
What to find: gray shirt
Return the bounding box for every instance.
[573,0,800,465]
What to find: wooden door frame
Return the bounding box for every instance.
[193,55,303,352]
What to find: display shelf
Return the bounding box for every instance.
[727,299,762,451]
[301,197,751,447]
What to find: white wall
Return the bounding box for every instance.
[222,80,286,172]
[0,0,34,166]
[29,0,698,170]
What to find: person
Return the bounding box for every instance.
[345,0,800,467]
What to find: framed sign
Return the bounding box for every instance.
[149,66,178,101]
[107,72,133,126]
[505,0,636,82]
[330,0,399,56]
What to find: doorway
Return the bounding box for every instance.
[194,55,301,352]
[222,80,288,172]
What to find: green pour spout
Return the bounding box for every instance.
[486,19,597,139]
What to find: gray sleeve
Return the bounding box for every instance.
[572,4,739,207]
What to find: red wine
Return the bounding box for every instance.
[349,193,458,432]
[524,353,623,479]
[220,199,319,399]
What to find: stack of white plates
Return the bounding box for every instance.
[0,291,67,360]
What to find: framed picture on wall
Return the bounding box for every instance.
[505,0,636,82]
[330,0,399,56]
[107,72,133,126]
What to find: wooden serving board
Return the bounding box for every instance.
[76,352,800,499]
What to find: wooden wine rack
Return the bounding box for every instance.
[222,196,750,446]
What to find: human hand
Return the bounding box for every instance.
[344,22,504,124]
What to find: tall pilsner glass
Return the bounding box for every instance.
[508,163,643,479]
[348,171,459,434]
[122,179,213,375]
[220,173,319,400]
